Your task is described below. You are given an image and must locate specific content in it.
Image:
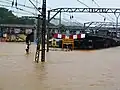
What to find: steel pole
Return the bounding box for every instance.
[59,11,61,33]
[41,0,46,62]
[114,13,120,37]
[47,11,50,52]
[35,14,41,63]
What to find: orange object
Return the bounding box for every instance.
[62,39,74,50]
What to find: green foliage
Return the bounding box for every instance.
[0,7,34,25]
[0,7,56,26]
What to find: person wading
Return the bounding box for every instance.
[25,32,33,54]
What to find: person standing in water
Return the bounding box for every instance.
[25,32,33,54]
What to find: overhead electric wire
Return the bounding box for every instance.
[92,0,115,22]
[32,0,54,10]
[30,0,84,24]
[0,0,35,9]
[16,7,36,15]
[0,4,36,15]
[29,0,84,25]
[0,0,11,5]
[32,0,52,9]
[77,0,114,22]
[11,10,35,15]
[92,0,100,7]
[0,0,87,25]
[63,12,90,23]
[24,0,27,5]
[28,0,42,15]
[32,0,40,5]
[62,17,83,26]
[50,12,83,25]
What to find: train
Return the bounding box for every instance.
[49,32,120,50]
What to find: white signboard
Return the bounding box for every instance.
[73,35,77,39]
[58,34,62,38]
[81,34,85,38]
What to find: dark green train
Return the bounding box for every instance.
[49,33,120,50]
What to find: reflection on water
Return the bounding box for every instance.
[0,42,120,90]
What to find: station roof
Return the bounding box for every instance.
[0,24,34,28]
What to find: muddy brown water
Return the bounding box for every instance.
[0,42,120,90]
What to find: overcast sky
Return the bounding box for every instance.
[1,0,120,24]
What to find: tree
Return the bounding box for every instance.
[0,7,34,25]
[0,7,56,26]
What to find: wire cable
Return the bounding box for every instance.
[0,4,36,15]
[77,0,114,22]
[29,0,42,15]
[92,0,115,22]
[0,0,35,9]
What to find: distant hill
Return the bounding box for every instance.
[61,21,83,26]
[50,19,83,26]
[0,7,34,25]
[0,7,83,28]
[0,7,55,26]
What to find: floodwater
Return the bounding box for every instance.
[0,42,120,90]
